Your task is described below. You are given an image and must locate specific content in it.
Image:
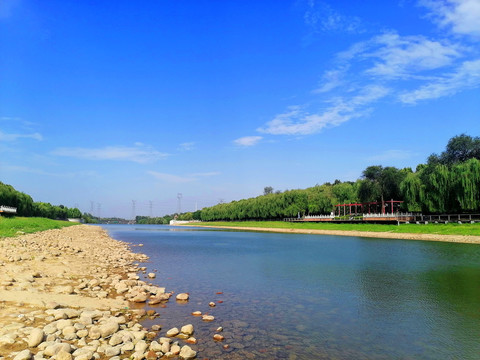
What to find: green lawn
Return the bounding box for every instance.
[0,217,79,238]
[193,220,480,236]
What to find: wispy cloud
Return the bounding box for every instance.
[259,85,390,136]
[304,1,364,34]
[420,0,480,37]
[399,58,480,103]
[0,130,43,141]
[233,136,263,146]
[147,170,220,183]
[52,144,168,163]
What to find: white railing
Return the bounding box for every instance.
[304,214,335,219]
[0,205,17,214]
[363,212,413,218]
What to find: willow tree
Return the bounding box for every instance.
[400,172,423,212]
[452,158,480,211]
[419,164,456,213]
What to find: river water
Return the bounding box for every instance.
[102,224,480,360]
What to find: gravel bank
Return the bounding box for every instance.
[0,225,198,360]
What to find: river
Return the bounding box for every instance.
[102,224,480,360]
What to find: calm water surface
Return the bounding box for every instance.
[102,224,480,360]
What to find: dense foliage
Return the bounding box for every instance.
[0,182,82,219]
[198,134,480,221]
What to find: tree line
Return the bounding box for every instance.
[0,182,82,219]
[198,134,480,221]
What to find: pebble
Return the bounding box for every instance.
[176,293,189,301]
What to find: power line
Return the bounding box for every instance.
[177,193,183,214]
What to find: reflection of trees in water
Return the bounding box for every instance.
[354,239,480,358]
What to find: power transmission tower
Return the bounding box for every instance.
[149,200,153,218]
[90,201,94,215]
[97,203,101,219]
[132,200,136,220]
[177,193,183,214]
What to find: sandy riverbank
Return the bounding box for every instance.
[192,225,480,244]
[0,225,198,360]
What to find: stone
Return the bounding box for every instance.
[104,346,121,357]
[62,326,77,340]
[55,319,73,330]
[120,342,134,353]
[151,324,162,331]
[202,315,215,321]
[147,273,156,279]
[191,311,202,316]
[213,334,224,341]
[131,293,148,303]
[170,344,180,355]
[27,328,44,347]
[185,337,197,344]
[180,324,194,336]
[100,322,119,338]
[179,345,197,360]
[13,350,31,360]
[175,293,189,301]
[166,327,179,337]
[135,340,148,354]
[209,302,216,307]
[56,350,72,360]
[88,326,101,340]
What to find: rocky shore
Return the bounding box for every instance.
[0,225,199,360]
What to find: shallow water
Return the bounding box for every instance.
[102,224,480,360]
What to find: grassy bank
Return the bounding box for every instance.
[0,217,79,238]
[193,221,480,236]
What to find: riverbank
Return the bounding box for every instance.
[0,225,197,360]
[187,223,480,244]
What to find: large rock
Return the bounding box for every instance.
[180,324,194,336]
[13,350,31,360]
[56,350,73,360]
[166,328,179,337]
[100,322,119,338]
[176,293,189,301]
[179,345,197,360]
[27,328,44,347]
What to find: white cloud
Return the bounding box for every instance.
[258,86,390,136]
[421,0,480,37]
[0,130,43,141]
[399,58,480,103]
[147,170,220,183]
[341,32,463,79]
[233,136,263,146]
[52,144,168,163]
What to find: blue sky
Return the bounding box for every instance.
[1,0,479,218]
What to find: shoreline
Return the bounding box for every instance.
[189,224,480,244]
[0,225,198,360]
